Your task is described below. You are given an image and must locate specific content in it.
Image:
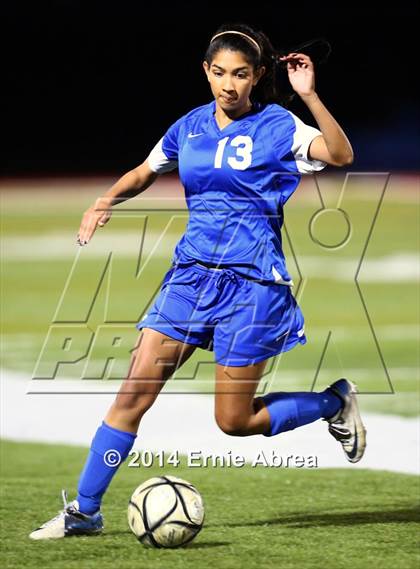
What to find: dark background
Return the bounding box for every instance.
[2,0,419,175]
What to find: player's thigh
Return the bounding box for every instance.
[130,327,196,381]
[116,328,196,406]
[214,360,268,426]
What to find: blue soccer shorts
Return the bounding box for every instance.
[136,262,306,367]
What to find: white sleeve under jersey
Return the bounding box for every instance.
[287,111,327,174]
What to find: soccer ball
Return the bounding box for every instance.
[127,475,205,548]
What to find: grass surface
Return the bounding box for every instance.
[1,176,419,568]
[1,440,419,569]
[1,176,419,416]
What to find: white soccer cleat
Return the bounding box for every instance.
[325,378,367,463]
[29,490,103,540]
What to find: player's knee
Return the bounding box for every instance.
[114,388,157,416]
[215,412,249,436]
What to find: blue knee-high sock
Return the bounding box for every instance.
[77,421,137,514]
[261,388,342,437]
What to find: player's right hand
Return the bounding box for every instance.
[77,197,112,246]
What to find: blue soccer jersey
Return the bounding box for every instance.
[147,101,326,285]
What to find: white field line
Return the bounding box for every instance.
[1,369,419,475]
[2,232,419,282]
[20,367,419,390]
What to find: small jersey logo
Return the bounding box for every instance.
[188,132,204,138]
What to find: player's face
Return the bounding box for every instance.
[203,50,264,117]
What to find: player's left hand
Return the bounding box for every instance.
[279,53,315,98]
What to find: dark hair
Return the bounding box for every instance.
[204,23,331,108]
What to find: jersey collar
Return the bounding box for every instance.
[209,100,262,136]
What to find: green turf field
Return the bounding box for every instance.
[0,440,419,569]
[1,176,418,416]
[0,178,419,568]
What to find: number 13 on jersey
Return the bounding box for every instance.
[214,135,253,170]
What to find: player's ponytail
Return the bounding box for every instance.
[205,23,331,108]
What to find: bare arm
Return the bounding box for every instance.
[77,159,158,245]
[279,52,354,167]
[302,93,354,166]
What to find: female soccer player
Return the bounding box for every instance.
[30,23,366,539]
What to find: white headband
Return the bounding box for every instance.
[210,30,261,57]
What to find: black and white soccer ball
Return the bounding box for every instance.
[128,475,205,548]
